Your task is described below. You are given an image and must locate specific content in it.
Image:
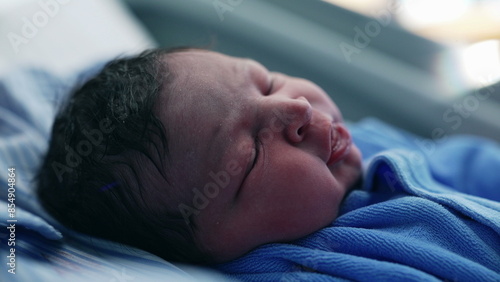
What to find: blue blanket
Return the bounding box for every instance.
[217,119,500,281]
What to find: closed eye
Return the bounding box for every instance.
[250,135,261,171]
[237,135,261,198]
[265,77,274,96]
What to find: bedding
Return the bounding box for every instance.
[0,1,229,280]
[0,66,227,282]
[217,119,500,281]
[1,65,498,282]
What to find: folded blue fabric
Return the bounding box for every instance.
[217,119,500,281]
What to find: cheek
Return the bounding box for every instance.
[245,153,342,234]
[195,152,349,262]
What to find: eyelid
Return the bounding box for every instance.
[265,76,274,96]
[237,136,260,198]
[250,135,260,171]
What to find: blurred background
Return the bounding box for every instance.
[1,0,499,141]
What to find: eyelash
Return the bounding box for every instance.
[250,135,260,171]
[237,135,260,198]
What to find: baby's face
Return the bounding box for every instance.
[156,50,362,262]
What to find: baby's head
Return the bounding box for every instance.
[37,48,362,264]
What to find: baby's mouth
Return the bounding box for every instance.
[327,122,352,166]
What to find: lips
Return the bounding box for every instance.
[327,122,352,166]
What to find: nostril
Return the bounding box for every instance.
[296,122,309,139]
[297,127,304,136]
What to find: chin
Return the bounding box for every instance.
[332,144,363,192]
[347,144,363,182]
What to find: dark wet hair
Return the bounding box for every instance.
[37,48,210,263]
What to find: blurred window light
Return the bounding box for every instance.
[322,0,500,95]
[435,40,500,96]
[400,0,500,43]
[321,0,500,43]
[397,0,472,29]
[458,40,500,89]
[321,0,387,16]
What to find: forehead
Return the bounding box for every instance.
[164,51,246,114]
[165,50,267,95]
[158,49,269,129]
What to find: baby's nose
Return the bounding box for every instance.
[280,96,312,143]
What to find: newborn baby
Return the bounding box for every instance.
[37,48,362,264]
